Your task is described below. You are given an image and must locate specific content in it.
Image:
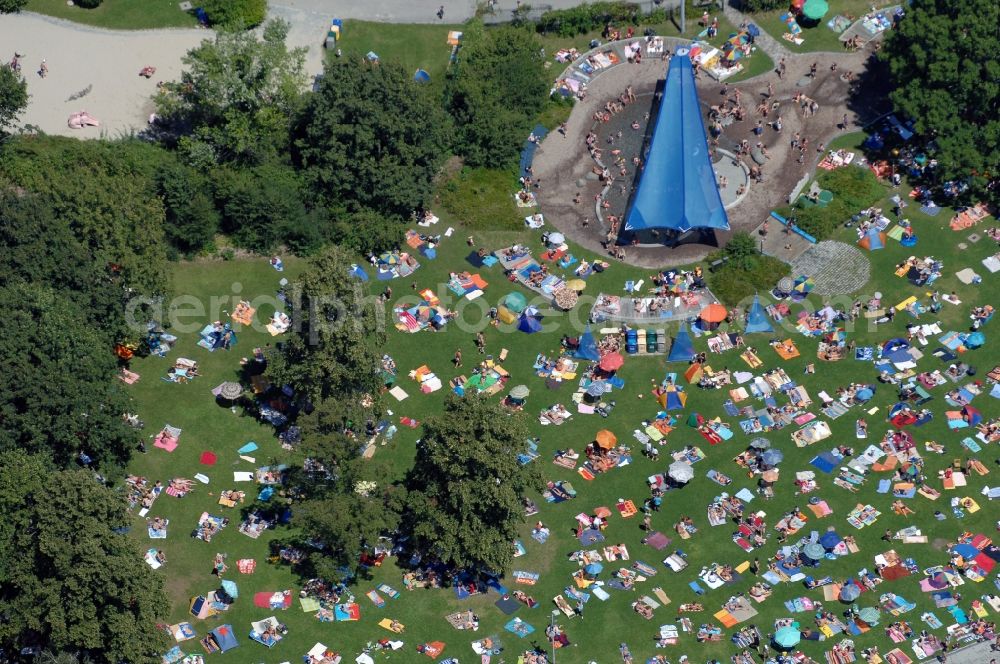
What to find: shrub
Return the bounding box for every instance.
[74,0,103,7]
[741,0,786,11]
[709,255,789,306]
[536,1,642,37]
[439,167,522,231]
[787,166,884,240]
[200,0,267,28]
[329,209,405,257]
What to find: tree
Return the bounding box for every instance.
[0,0,27,14]
[0,284,137,469]
[0,451,168,663]
[293,58,450,218]
[200,0,267,28]
[881,0,1000,205]
[157,162,220,254]
[268,245,385,402]
[212,163,312,253]
[0,137,170,319]
[403,396,542,573]
[444,22,548,167]
[155,19,307,164]
[723,231,758,270]
[0,192,126,337]
[0,66,28,131]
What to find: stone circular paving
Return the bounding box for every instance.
[789,240,871,296]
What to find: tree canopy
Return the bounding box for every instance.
[0,66,28,131]
[268,245,386,403]
[155,19,307,165]
[881,0,1000,204]
[444,22,549,168]
[293,58,450,218]
[0,137,169,316]
[0,0,28,13]
[0,283,136,469]
[403,395,542,573]
[0,451,168,663]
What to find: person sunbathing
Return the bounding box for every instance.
[633,601,653,619]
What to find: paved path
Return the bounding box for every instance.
[790,240,871,296]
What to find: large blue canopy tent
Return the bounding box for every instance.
[620,47,730,245]
[745,294,773,333]
[575,325,601,361]
[667,324,696,362]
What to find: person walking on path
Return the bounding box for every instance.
[436,5,445,19]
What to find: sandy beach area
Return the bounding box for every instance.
[1,13,207,137]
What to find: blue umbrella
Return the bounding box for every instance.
[839,583,861,602]
[819,531,842,550]
[855,388,874,402]
[774,626,801,648]
[762,449,784,466]
[584,562,603,576]
[220,579,238,599]
[803,543,825,560]
[965,332,985,349]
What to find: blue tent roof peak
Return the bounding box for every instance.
[623,47,730,238]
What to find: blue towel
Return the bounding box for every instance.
[877,479,891,493]
[810,454,837,474]
[237,442,258,454]
[688,581,705,595]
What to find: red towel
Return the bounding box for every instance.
[199,451,217,466]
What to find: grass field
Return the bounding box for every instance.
[26,0,198,29]
[750,0,899,54]
[125,145,1000,662]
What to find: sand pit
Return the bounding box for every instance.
[1,13,207,137]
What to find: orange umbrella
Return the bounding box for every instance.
[700,303,727,323]
[595,429,617,449]
[594,506,612,518]
[599,352,624,371]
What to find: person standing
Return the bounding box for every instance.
[453,348,462,368]
[38,59,47,78]
[750,558,760,575]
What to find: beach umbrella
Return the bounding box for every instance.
[700,303,728,324]
[774,626,801,649]
[749,437,771,450]
[762,449,784,466]
[668,461,694,483]
[761,469,780,483]
[378,252,399,265]
[587,380,610,397]
[356,654,375,664]
[584,562,603,576]
[803,543,825,560]
[599,352,624,372]
[509,385,530,399]
[839,584,861,602]
[802,0,829,20]
[859,607,880,624]
[820,531,842,550]
[855,387,874,402]
[554,288,579,310]
[595,429,617,449]
[220,579,238,599]
[217,382,243,400]
[566,279,587,292]
[547,232,565,246]
[965,331,985,349]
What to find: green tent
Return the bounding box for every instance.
[802,0,829,20]
[503,291,528,314]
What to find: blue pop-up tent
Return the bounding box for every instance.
[620,47,730,244]
[210,625,239,652]
[745,294,773,333]
[517,313,543,334]
[575,325,601,361]
[667,324,696,362]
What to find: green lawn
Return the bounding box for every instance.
[751,0,898,53]
[26,0,197,29]
[340,20,463,89]
[125,165,1000,662]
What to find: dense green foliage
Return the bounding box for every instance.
[200,0,267,28]
[157,162,220,255]
[0,67,28,130]
[0,138,169,326]
[790,166,885,239]
[535,1,642,37]
[155,19,306,165]
[269,245,386,403]
[881,0,1000,206]
[293,58,450,218]
[329,209,406,257]
[0,284,137,469]
[73,0,102,7]
[438,166,523,231]
[0,451,168,663]
[740,0,787,12]
[709,232,789,305]
[0,0,27,11]
[403,396,543,574]
[444,22,549,168]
